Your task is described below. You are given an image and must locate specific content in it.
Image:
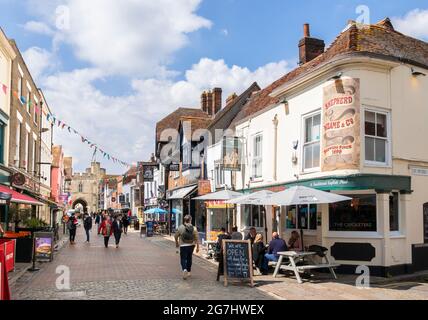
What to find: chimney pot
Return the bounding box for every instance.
[212,87,222,115]
[298,24,325,65]
[303,23,310,38]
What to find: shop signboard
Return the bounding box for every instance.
[206,200,234,209]
[34,232,54,262]
[198,180,211,196]
[222,240,253,287]
[0,250,10,300]
[222,137,241,171]
[142,165,157,182]
[146,221,154,237]
[322,78,361,171]
[0,239,16,272]
[168,163,180,172]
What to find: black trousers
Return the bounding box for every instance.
[69,229,76,242]
[85,228,91,242]
[114,232,122,245]
[104,236,110,248]
[180,245,195,272]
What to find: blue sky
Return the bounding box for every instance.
[0,0,427,173]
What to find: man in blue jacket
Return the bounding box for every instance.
[262,232,288,272]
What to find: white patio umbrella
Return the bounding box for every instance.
[193,190,243,233]
[226,190,276,240]
[267,186,352,206]
[264,186,352,250]
[193,190,243,201]
[226,190,275,205]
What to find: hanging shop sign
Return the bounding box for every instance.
[10,173,25,186]
[222,137,241,171]
[168,163,180,172]
[198,180,211,196]
[322,78,361,171]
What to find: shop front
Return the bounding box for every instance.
[205,200,235,241]
[167,185,197,233]
[242,174,422,276]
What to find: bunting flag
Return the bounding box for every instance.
[2,83,132,168]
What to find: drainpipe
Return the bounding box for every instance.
[272,115,279,181]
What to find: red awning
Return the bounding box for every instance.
[0,185,43,206]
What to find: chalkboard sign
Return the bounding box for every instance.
[146,221,154,237]
[222,240,253,287]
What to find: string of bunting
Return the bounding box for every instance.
[1,82,132,168]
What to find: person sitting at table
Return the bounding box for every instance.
[288,230,303,251]
[262,232,288,272]
[231,226,243,240]
[252,234,268,275]
[244,227,257,245]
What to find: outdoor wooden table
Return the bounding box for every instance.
[272,251,339,284]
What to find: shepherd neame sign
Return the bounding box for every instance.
[322,78,361,172]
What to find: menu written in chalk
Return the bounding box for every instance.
[223,240,253,287]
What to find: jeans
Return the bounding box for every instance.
[114,232,122,245]
[69,229,76,242]
[104,236,110,248]
[262,253,279,272]
[85,228,91,242]
[180,245,195,272]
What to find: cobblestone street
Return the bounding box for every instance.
[10,226,274,300]
[10,226,428,300]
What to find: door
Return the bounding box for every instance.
[424,203,428,244]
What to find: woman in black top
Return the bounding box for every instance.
[252,234,267,275]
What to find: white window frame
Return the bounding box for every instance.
[389,191,403,237]
[285,204,318,232]
[251,133,263,179]
[33,95,39,125]
[17,76,22,99]
[301,110,321,173]
[24,132,28,170]
[32,137,36,174]
[363,106,391,167]
[214,164,225,188]
[26,92,31,114]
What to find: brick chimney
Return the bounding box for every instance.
[201,91,208,112]
[212,87,222,115]
[298,23,325,65]
[206,90,213,116]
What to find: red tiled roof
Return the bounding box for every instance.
[231,18,428,126]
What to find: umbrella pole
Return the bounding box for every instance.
[300,228,304,251]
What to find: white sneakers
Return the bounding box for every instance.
[183,270,188,280]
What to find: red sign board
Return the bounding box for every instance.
[0,239,15,273]
[0,250,11,300]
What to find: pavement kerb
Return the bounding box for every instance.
[8,228,69,286]
[159,234,428,286]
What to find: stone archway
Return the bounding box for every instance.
[72,198,89,214]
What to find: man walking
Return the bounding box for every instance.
[95,212,101,234]
[83,213,93,243]
[112,215,123,248]
[67,213,77,245]
[174,215,199,280]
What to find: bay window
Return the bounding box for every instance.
[303,113,321,171]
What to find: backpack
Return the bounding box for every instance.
[181,224,194,243]
[67,218,76,230]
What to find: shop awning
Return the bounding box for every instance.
[167,185,197,200]
[193,190,242,201]
[0,185,43,206]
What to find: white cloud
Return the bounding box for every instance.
[393,9,428,40]
[37,58,290,172]
[25,0,212,77]
[22,21,54,36]
[21,0,292,172]
[22,47,58,82]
